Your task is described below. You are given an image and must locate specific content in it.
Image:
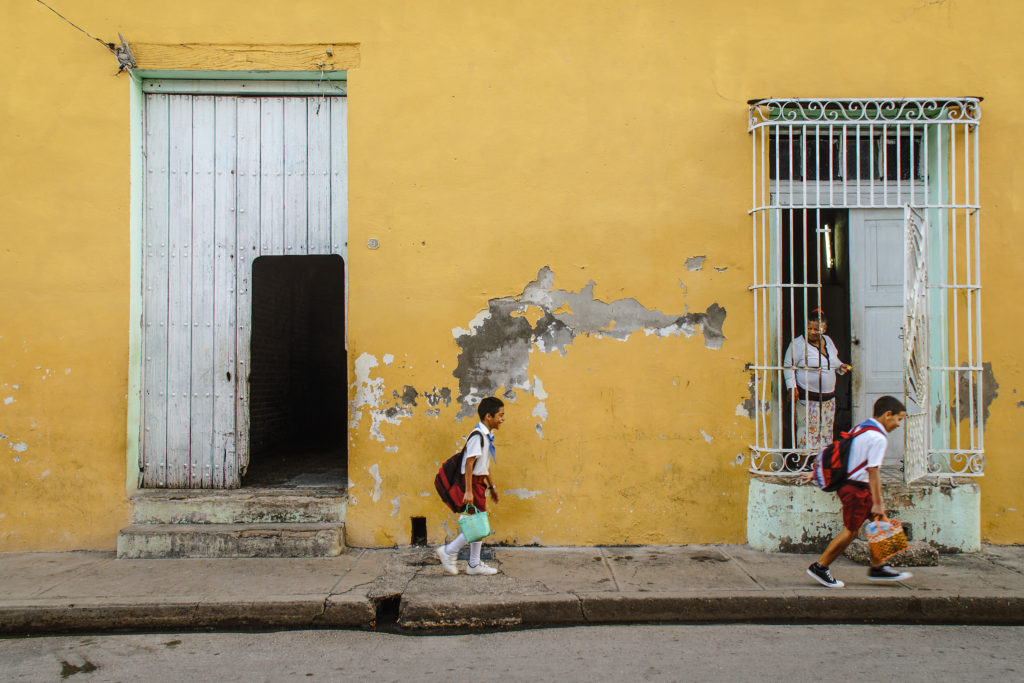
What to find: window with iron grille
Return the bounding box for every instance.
[747,98,984,483]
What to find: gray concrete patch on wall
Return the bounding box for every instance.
[452,267,727,417]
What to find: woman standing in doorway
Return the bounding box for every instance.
[783,309,852,461]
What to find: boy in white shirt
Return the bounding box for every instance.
[436,397,504,576]
[804,395,913,588]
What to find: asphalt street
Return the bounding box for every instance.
[3,624,1023,682]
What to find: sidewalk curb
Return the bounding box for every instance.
[3,594,1024,635]
[0,597,376,635]
[396,593,1024,630]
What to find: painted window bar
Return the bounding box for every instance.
[747,98,983,481]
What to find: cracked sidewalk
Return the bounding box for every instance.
[1,545,1022,634]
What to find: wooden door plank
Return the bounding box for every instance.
[330,98,348,258]
[307,97,332,255]
[284,98,309,254]
[235,97,261,481]
[260,98,285,256]
[142,94,170,488]
[190,95,217,488]
[213,96,238,488]
[166,95,195,487]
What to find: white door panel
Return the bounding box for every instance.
[850,208,905,465]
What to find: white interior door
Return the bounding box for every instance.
[849,208,905,466]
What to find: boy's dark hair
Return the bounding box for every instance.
[478,396,504,420]
[873,395,906,417]
[808,308,828,325]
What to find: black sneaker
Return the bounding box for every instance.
[868,565,913,582]
[807,562,845,588]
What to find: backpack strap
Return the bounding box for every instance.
[460,430,486,468]
[846,423,886,477]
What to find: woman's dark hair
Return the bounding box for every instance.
[808,308,828,325]
[478,396,504,420]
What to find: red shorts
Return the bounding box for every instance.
[837,483,873,531]
[468,475,488,512]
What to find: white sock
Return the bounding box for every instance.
[444,534,467,556]
[469,541,482,567]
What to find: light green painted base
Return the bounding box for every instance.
[747,476,980,553]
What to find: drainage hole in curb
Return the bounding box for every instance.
[375,596,402,626]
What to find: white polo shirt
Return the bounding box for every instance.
[846,418,888,483]
[460,422,494,476]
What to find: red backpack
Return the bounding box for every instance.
[434,431,485,512]
[812,423,884,491]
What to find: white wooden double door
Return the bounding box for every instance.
[140,91,347,488]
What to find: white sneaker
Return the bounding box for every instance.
[466,561,498,575]
[436,545,459,575]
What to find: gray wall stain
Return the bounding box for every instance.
[956,361,997,426]
[685,255,706,271]
[392,385,419,406]
[452,266,727,417]
[741,371,757,419]
[423,387,452,407]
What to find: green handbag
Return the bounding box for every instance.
[457,505,491,542]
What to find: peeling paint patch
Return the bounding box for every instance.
[368,464,383,503]
[740,372,757,419]
[956,361,997,426]
[685,255,707,271]
[423,387,452,407]
[390,495,404,516]
[351,353,419,440]
[3,397,13,405]
[505,488,542,499]
[11,442,27,453]
[452,310,492,339]
[396,385,418,406]
[351,354,384,428]
[383,354,394,366]
[532,402,548,421]
[452,267,727,416]
[700,429,713,443]
[385,445,398,453]
[532,377,548,400]
[535,423,543,438]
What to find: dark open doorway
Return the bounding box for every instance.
[243,255,347,489]
[780,209,853,448]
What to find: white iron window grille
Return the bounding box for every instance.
[748,98,983,482]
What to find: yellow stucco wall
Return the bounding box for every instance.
[1,0,1021,550]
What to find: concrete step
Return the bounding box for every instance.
[117,522,346,559]
[129,488,346,525]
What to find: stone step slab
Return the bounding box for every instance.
[117,523,346,559]
[129,489,346,525]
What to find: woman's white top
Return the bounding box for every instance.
[783,335,843,394]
